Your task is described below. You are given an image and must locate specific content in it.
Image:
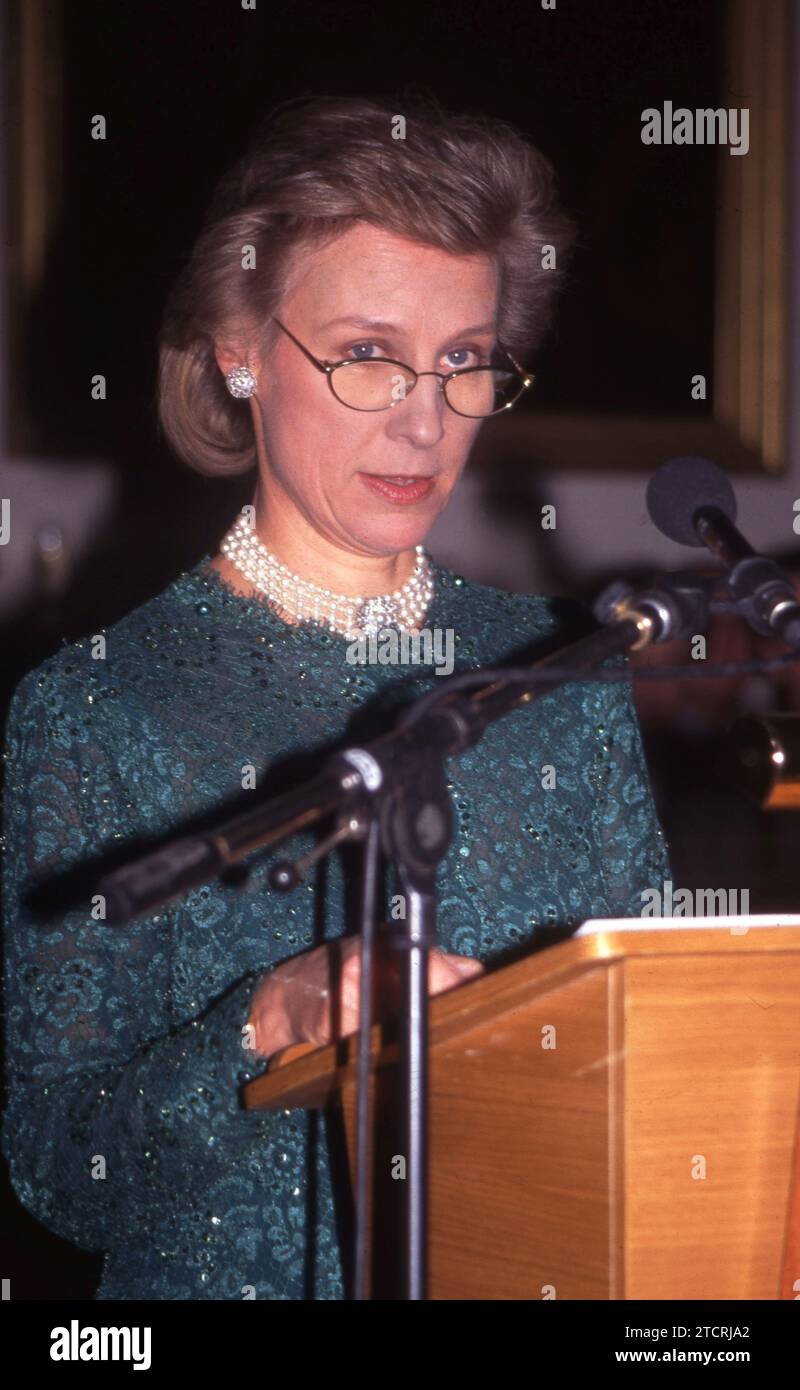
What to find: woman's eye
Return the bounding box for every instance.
[347,342,381,360]
[444,347,484,369]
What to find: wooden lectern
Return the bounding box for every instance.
[244,919,800,1299]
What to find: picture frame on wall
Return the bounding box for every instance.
[469,0,792,476]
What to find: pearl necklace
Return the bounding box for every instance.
[219,514,435,638]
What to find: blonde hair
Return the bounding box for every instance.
[157,89,577,477]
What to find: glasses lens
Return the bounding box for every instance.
[330,360,415,410]
[445,368,525,418]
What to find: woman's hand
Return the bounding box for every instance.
[247,935,485,1059]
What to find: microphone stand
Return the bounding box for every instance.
[96,569,712,1299]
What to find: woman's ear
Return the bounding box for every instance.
[213,335,262,380]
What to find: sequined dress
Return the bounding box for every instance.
[1,555,671,1299]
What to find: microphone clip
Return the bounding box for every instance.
[593,571,716,646]
[724,554,799,639]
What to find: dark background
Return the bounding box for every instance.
[2,0,790,1301]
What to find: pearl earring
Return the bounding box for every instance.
[225,366,258,399]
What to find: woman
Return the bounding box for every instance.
[1,92,671,1300]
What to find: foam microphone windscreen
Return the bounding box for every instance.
[646,456,738,547]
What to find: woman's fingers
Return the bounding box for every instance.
[323,944,484,1038]
[429,949,485,992]
[256,938,486,1054]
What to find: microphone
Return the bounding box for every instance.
[646,455,739,551]
[646,456,800,649]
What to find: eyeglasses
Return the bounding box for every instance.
[271,317,534,418]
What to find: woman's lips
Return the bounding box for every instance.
[358,473,435,504]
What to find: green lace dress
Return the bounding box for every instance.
[1,554,671,1299]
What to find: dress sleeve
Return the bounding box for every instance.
[1,668,272,1253]
[585,651,673,919]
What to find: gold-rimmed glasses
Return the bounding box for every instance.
[271,317,534,418]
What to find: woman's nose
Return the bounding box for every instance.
[403,373,448,413]
[388,375,447,440]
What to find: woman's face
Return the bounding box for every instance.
[245,220,500,559]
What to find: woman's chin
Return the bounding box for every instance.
[342,497,442,555]
[345,519,432,557]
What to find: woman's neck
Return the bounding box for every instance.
[205,528,421,624]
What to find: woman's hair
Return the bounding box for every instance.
[157,89,577,477]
